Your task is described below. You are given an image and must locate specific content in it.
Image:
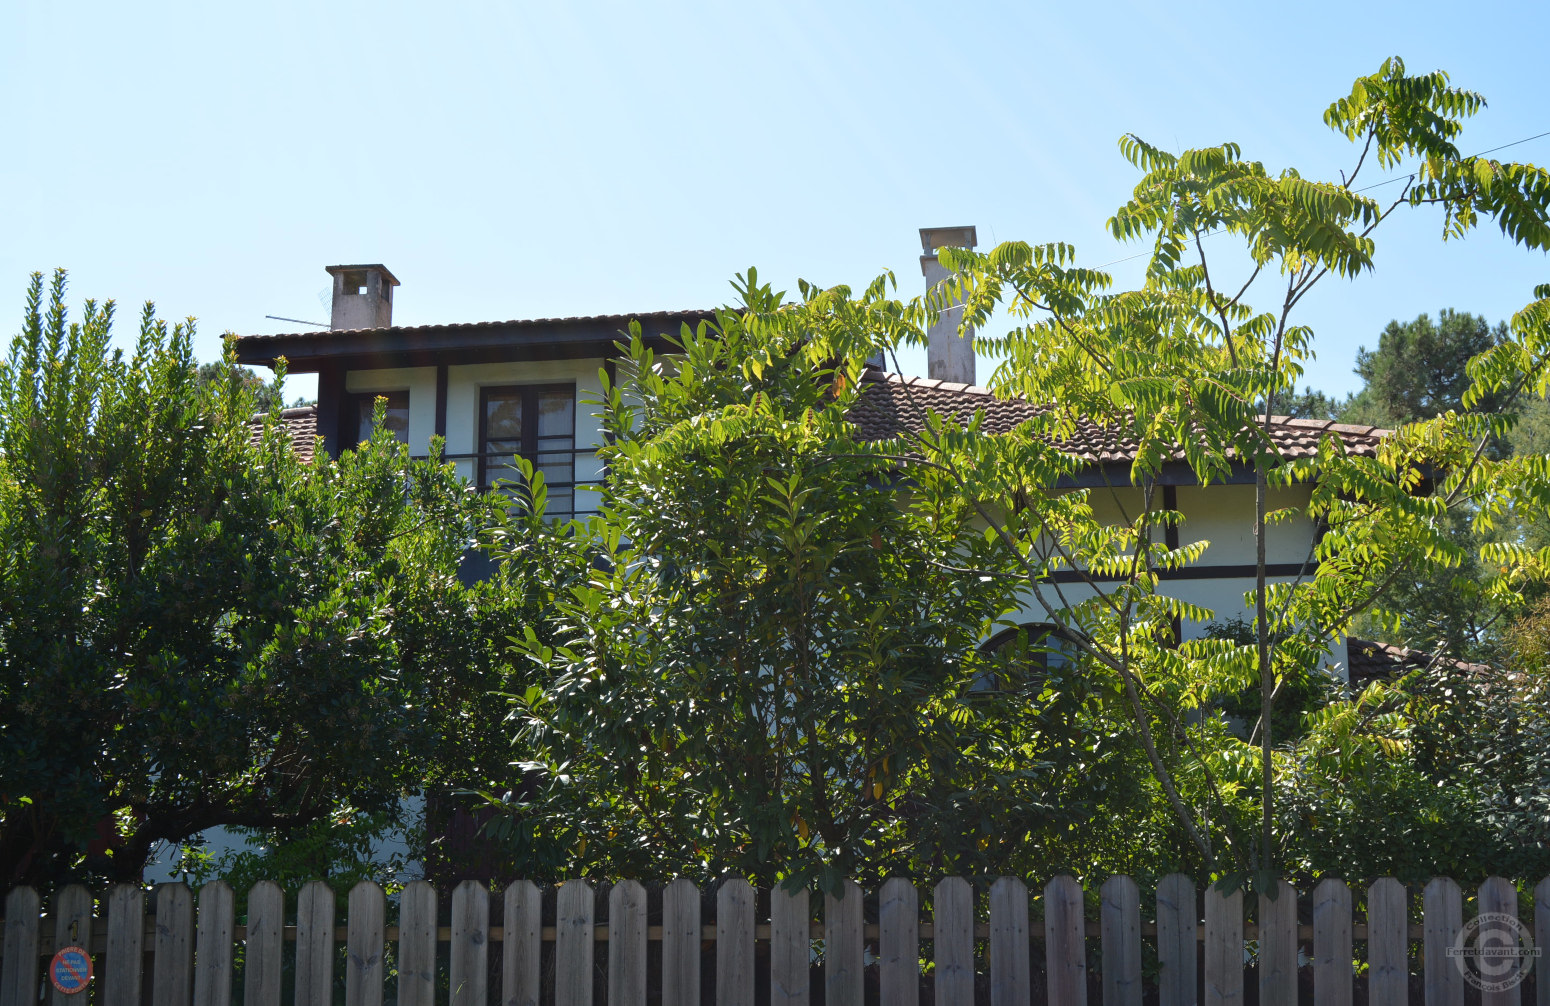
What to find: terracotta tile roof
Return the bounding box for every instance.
[848,370,1391,463]
[249,405,319,464]
[1347,637,1490,685]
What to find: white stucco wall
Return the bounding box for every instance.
[344,357,610,513]
[1004,481,1349,675]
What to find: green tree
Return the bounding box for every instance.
[194,360,290,415]
[497,276,1158,889]
[1344,309,1510,427]
[637,57,1550,882]
[919,57,1550,878]
[0,271,521,889]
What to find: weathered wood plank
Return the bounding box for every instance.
[502,881,542,1006]
[1536,877,1550,1006]
[824,879,863,1006]
[242,882,283,1006]
[153,883,195,1006]
[1477,876,1520,1006]
[1367,877,1408,1006]
[1258,880,1297,1006]
[1312,878,1352,1006]
[607,881,646,1006]
[716,878,754,1006]
[769,883,808,1006]
[450,880,489,1006]
[103,883,143,1006]
[397,881,437,1006]
[662,878,701,1006]
[294,880,335,1006]
[344,881,385,1006]
[878,877,919,1006]
[1,886,41,1006]
[1041,875,1082,1006]
[193,881,234,1006]
[555,880,594,1006]
[991,877,1031,1006]
[1424,876,1463,1006]
[49,884,93,1006]
[934,877,975,1006]
[1101,875,1141,1006]
[1203,883,1243,1006]
[1155,874,1196,1006]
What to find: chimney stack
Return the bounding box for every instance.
[919,226,977,385]
[325,264,399,330]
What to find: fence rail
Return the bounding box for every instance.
[1,874,1547,1005]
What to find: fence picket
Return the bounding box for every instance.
[607,881,646,1006]
[1424,877,1464,1006]
[49,884,93,1006]
[991,877,1031,1006]
[879,877,919,1006]
[1101,875,1141,1006]
[104,883,143,1006]
[243,882,283,1006]
[503,881,542,1006]
[1537,877,1550,1006]
[23,870,1550,1004]
[1312,879,1352,1006]
[825,880,863,1006]
[397,881,437,1006]
[345,881,385,1006]
[193,881,234,1006]
[1043,875,1083,1006]
[769,883,808,1006]
[1155,874,1195,1006]
[1203,883,1243,1006]
[934,877,975,1006]
[662,878,702,1006]
[1,886,40,1006]
[1258,880,1297,1006]
[153,883,195,1006]
[1478,876,1519,1006]
[294,880,335,1006]
[555,881,594,1006]
[716,879,754,1006]
[450,880,489,1006]
[1367,878,1408,1006]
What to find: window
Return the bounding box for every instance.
[479,384,577,517]
[975,623,1081,692]
[348,390,410,445]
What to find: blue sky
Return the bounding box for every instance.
[4,0,1547,403]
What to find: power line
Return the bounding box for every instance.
[1090,127,1550,270]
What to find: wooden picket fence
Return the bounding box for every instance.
[1,873,1547,1005]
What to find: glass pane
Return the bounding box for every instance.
[485,392,523,442]
[537,392,573,437]
[356,392,409,444]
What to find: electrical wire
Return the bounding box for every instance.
[1090,128,1550,270]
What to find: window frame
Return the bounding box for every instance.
[346,388,411,445]
[476,382,577,489]
[976,622,1084,692]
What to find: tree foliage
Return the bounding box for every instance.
[1345,309,1510,427]
[0,271,520,889]
[486,58,1550,888]
[494,275,1164,890]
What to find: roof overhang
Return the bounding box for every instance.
[234,310,715,373]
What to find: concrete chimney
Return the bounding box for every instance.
[920,226,977,384]
[325,264,399,330]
